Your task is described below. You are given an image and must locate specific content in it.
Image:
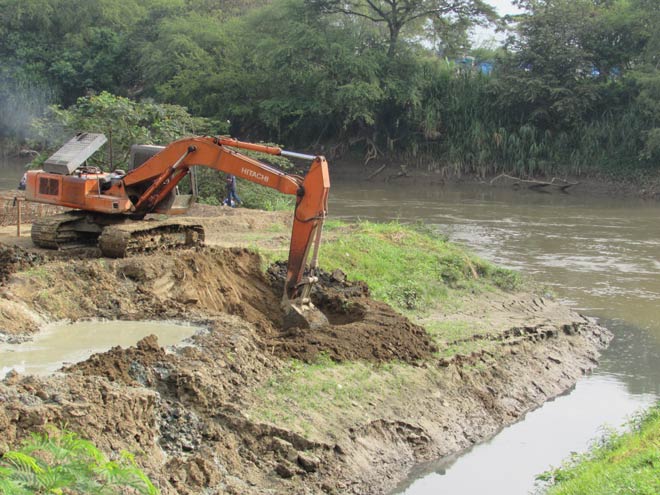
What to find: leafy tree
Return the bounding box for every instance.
[188,0,385,144]
[498,0,649,129]
[31,92,221,169]
[628,0,660,162]
[0,427,158,494]
[306,0,497,57]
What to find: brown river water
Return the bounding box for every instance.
[328,180,659,495]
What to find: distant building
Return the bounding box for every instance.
[453,56,495,76]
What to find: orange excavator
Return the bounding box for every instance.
[24,133,330,328]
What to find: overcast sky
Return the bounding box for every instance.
[471,0,524,47]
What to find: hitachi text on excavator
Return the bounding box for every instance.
[24,133,330,329]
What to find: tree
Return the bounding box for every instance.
[31,92,219,169]
[628,0,660,162]
[307,0,497,57]
[497,0,649,129]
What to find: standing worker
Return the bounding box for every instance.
[225,174,241,207]
[18,173,27,190]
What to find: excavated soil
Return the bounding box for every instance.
[267,262,436,363]
[0,245,435,363]
[0,206,612,495]
[0,244,44,283]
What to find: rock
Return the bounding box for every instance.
[275,461,295,479]
[297,452,320,473]
[3,370,19,385]
[270,437,298,462]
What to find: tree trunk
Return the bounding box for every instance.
[387,24,401,57]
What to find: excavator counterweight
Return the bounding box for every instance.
[25,133,330,330]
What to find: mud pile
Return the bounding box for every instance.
[0,243,44,283]
[268,262,437,362]
[1,316,331,494]
[1,247,436,364]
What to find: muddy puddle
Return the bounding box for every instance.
[0,320,201,377]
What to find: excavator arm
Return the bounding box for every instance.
[113,136,330,324]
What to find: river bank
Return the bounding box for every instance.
[330,156,660,200]
[0,207,611,494]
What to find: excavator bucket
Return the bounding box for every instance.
[283,301,329,331]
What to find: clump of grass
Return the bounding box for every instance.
[319,221,522,313]
[538,402,660,494]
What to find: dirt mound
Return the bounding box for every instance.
[113,249,438,364]
[3,246,435,364]
[267,262,437,363]
[63,334,174,386]
[0,243,44,283]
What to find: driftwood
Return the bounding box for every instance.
[385,168,410,182]
[490,174,579,192]
[366,163,388,181]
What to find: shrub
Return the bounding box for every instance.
[0,427,158,495]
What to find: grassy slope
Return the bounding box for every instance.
[249,221,524,438]
[541,402,660,495]
[318,220,521,314]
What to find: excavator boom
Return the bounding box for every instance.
[25,134,330,328]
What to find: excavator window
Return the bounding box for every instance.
[38,177,59,196]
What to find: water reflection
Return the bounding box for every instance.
[1,320,201,376]
[0,155,29,190]
[600,320,660,396]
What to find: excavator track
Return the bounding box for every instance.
[31,212,95,249]
[98,219,205,258]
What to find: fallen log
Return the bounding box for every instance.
[490,174,579,192]
[366,163,387,181]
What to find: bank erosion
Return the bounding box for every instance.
[0,206,611,494]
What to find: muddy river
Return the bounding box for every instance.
[328,181,660,495]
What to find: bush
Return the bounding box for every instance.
[0,427,158,495]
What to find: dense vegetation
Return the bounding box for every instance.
[539,401,660,495]
[1,0,658,178]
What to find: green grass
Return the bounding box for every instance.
[248,355,436,439]
[22,266,51,280]
[423,320,489,342]
[539,402,660,495]
[318,221,522,314]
